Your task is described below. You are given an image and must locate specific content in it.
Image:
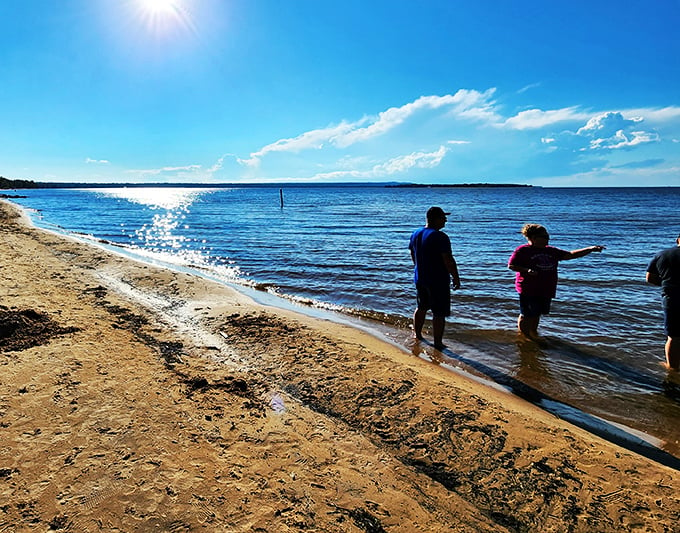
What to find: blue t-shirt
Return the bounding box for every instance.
[409,227,452,286]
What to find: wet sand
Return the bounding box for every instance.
[0,200,678,532]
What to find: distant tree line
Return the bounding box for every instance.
[1,177,534,190]
[0,177,38,189]
[386,183,533,188]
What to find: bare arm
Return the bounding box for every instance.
[646,270,661,286]
[443,253,461,289]
[563,245,606,260]
[508,263,538,276]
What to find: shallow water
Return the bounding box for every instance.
[11,185,680,459]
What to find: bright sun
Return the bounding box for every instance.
[139,0,179,15]
[132,0,193,36]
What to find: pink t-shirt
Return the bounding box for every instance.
[508,244,570,298]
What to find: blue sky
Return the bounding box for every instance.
[1,0,679,186]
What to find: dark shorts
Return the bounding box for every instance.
[519,294,552,318]
[663,295,680,337]
[416,283,451,318]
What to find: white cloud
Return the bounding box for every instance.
[311,146,449,180]
[219,88,679,185]
[623,106,680,122]
[377,146,448,174]
[240,89,497,167]
[352,89,499,147]
[125,164,203,179]
[577,111,643,136]
[86,158,110,164]
[207,155,226,173]
[517,82,541,94]
[541,111,661,152]
[590,129,660,150]
[238,120,363,167]
[502,107,590,130]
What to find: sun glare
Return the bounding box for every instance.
[130,0,195,38]
[140,0,179,16]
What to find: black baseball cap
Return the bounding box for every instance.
[426,206,451,220]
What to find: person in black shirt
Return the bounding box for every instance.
[647,234,680,370]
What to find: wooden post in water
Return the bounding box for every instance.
[279,188,284,209]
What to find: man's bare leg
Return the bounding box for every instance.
[518,314,540,339]
[432,316,446,350]
[413,309,426,340]
[666,336,680,370]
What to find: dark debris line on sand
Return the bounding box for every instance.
[81,285,186,367]
[0,307,80,353]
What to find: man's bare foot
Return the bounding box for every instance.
[660,361,678,372]
[434,342,446,351]
[518,331,547,346]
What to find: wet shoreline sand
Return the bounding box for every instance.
[1,200,678,532]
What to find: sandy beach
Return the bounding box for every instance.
[0,199,678,532]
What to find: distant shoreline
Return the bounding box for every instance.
[385,183,533,188]
[2,180,533,190]
[2,178,678,190]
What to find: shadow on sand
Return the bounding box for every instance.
[412,337,680,471]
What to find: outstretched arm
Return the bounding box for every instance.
[563,245,606,260]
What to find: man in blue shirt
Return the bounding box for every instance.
[646,234,680,370]
[409,206,461,350]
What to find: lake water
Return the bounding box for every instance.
[9,185,680,464]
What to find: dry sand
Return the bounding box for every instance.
[0,200,678,532]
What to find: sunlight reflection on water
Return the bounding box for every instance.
[89,187,215,258]
[88,187,212,209]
